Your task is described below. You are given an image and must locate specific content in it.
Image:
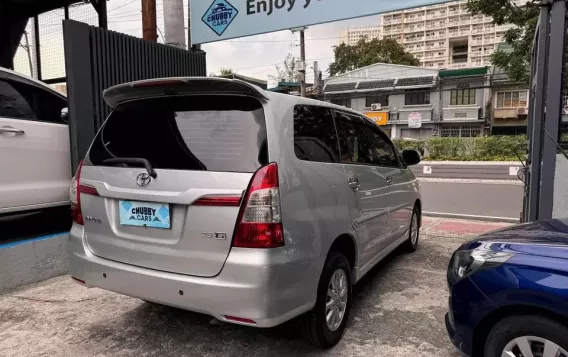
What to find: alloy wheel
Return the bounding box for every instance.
[325,269,348,332]
[410,213,419,245]
[502,336,568,357]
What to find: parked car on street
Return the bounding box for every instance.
[68,77,422,348]
[0,67,71,217]
[446,218,568,357]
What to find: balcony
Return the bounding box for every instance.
[391,18,403,24]
[425,35,445,40]
[405,16,425,23]
[484,27,495,33]
[470,51,482,57]
[405,37,425,43]
[448,20,459,26]
[472,28,484,35]
[484,38,495,44]
[442,106,481,122]
[391,28,402,34]
[471,40,483,45]
[459,29,471,36]
[448,10,459,16]
[449,63,468,69]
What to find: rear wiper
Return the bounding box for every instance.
[103,158,157,178]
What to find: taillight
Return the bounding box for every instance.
[232,163,284,249]
[70,161,99,225]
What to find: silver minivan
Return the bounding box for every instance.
[69,77,422,348]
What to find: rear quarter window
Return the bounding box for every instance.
[88,96,268,173]
[293,105,340,163]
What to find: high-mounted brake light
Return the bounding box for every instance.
[132,79,186,88]
[70,161,99,225]
[232,163,284,249]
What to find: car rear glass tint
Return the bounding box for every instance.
[89,96,268,173]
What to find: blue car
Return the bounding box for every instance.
[446,219,568,357]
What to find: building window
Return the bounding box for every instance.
[405,92,430,105]
[440,125,481,138]
[496,90,528,108]
[451,83,476,105]
[365,94,389,108]
[331,98,352,108]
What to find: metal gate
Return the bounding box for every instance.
[63,20,207,170]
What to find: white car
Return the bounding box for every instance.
[0,67,71,216]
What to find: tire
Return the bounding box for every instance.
[402,207,420,253]
[484,315,568,357]
[301,251,352,349]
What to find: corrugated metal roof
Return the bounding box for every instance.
[357,79,395,90]
[396,76,435,87]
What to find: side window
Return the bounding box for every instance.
[367,123,400,168]
[0,80,36,120]
[293,105,340,163]
[334,111,377,165]
[0,79,66,124]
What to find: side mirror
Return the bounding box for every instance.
[402,150,421,166]
[61,107,69,123]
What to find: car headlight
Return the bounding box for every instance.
[448,248,514,285]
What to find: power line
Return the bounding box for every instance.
[108,0,139,14]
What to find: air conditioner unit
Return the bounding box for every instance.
[371,103,382,111]
[517,108,527,115]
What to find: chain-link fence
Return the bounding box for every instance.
[12,3,98,93]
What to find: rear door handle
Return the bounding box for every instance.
[348,177,360,191]
[0,126,25,136]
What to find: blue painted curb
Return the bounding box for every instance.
[0,232,69,249]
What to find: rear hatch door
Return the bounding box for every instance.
[81,88,268,277]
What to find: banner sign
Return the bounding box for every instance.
[408,112,422,128]
[192,0,450,44]
[364,111,389,126]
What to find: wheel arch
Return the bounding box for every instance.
[472,304,568,357]
[327,233,358,272]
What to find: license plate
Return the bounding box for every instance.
[119,200,171,229]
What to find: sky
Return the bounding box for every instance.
[13,0,381,84]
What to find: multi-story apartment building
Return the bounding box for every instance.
[340,0,525,69]
[340,26,382,46]
[380,0,522,69]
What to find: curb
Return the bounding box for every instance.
[423,211,520,224]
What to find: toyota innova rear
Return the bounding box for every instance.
[69,77,423,349]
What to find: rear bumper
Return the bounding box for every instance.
[68,224,324,328]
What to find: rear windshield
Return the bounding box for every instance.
[88,95,268,173]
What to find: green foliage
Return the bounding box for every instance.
[219,68,234,75]
[270,54,299,82]
[328,38,420,76]
[393,136,527,161]
[466,0,540,83]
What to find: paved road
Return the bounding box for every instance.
[420,181,524,220]
[0,218,510,357]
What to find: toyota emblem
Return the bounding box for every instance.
[136,173,152,187]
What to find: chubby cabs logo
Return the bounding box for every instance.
[202,0,238,36]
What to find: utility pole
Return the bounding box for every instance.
[22,32,34,77]
[300,30,306,97]
[142,0,157,42]
[163,0,186,49]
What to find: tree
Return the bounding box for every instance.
[466,0,540,83]
[328,38,420,76]
[271,54,299,82]
[220,68,235,75]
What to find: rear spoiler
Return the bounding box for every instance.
[103,77,269,109]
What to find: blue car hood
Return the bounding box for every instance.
[462,218,568,260]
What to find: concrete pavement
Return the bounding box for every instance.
[420,180,524,220]
[0,218,510,357]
